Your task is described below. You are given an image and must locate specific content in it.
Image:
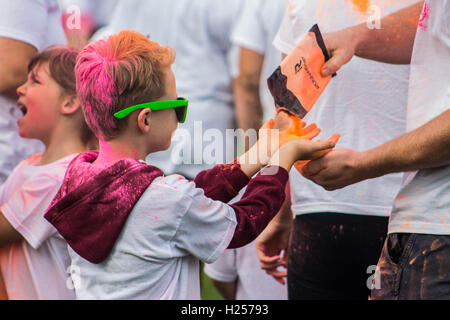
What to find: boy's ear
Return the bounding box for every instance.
[61,94,81,115]
[137,109,151,134]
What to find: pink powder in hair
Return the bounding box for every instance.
[76,30,175,140]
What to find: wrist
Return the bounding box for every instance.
[352,23,371,57]
[268,145,296,172]
[272,214,293,230]
[237,143,264,178]
[354,149,385,181]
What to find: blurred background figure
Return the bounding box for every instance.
[0,0,66,184]
[204,0,288,300]
[59,0,118,49]
[232,0,288,140]
[92,0,242,179]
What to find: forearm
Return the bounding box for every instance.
[194,163,250,203]
[237,142,265,178]
[228,166,289,249]
[351,1,424,64]
[0,212,23,248]
[233,77,264,133]
[270,183,293,227]
[359,109,450,178]
[0,267,7,300]
[233,48,265,150]
[210,279,237,300]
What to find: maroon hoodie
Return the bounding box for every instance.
[45,152,289,264]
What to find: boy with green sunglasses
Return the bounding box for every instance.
[44,30,337,300]
[114,97,189,124]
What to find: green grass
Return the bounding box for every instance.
[200,262,224,300]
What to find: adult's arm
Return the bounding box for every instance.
[321,1,424,76]
[303,109,450,190]
[0,212,23,248]
[0,267,8,300]
[0,38,37,95]
[233,47,265,135]
[210,279,237,300]
[255,183,292,285]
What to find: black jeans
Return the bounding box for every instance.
[371,233,450,300]
[287,213,388,300]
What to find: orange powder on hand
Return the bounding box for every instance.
[273,111,340,173]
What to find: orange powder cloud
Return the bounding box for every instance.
[350,0,371,13]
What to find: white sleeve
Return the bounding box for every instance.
[203,249,238,283]
[231,0,266,54]
[0,0,49,51]
[168,177,237,264]
[273,5,296,55]
[1,174,62,249]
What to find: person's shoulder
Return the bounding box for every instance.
[18,153,77,187]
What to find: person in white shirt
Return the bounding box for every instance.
[0,47,92,299]
[266,0,450,300]
[256,0,416,299]
[204,0,288,300]
[232,0,288,132]
[0,0,66,184]
[60,0,118,49]
[90,0,243,179]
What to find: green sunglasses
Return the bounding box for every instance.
[113,97,189,123]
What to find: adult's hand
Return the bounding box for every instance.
[321,1,424,77]
[255,187,293,285]
[321,29,358,77]
[301,148,369,191]
[255,220,291,285]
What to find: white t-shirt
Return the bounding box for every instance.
[59,0,118,28]
[0,154,77,300]
[70,174,237,300]
[388,0,450,235]
[91,0,242,178]
[231,0,288,122]
[204,241,287,300]
[274,0,415,217]
[0,0,66,183]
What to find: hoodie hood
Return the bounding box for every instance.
[44,151,163,264]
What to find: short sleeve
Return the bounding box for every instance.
[231,0,266,54]
[1,175,62,249]
[273,5,296,54]
[168,177,237,264]
[0,0,48,51]
[203,249,238,283]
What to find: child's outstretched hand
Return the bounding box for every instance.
[257,111,321,165]
[238,111,339,178]
[294,133,341,173]
[268,135,340,173]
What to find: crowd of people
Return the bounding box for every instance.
[0,0,448,300]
